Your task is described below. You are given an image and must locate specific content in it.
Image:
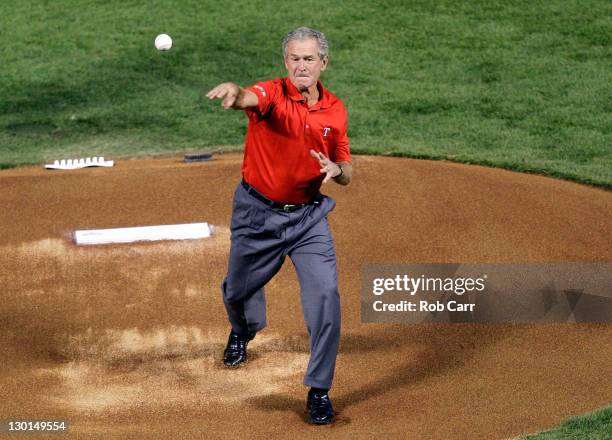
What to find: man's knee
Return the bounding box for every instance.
[306,282,340,311]
[222,277,246,304]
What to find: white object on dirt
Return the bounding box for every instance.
[74,222,214,246]
[45,157,114,170]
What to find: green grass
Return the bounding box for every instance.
[519,406,612,439]
[1,0,610,187]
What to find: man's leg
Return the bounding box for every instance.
[222,237,285,335]
[221,184,288,367]
[222,183,287,335]
[289,217,341,390]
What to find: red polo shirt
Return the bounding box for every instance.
[242,77,351,204]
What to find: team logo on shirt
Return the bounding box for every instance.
[323,127,331,137]
[255,85,266,97]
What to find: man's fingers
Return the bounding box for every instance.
[309,149,328,162]
[313,150,341,184]
[207,83,236,101]
[320,163,338,183]
[222,94,237,109]
[206,85,226,99]
[217,89,229,100]
[322,170,334,184]
[205,87,217,98]
[207,89,225,100]
[206,83,239,109]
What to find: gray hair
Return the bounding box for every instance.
[282,27,329,59]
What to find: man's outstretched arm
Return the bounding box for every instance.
[206,82,259,110]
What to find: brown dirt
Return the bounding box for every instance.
[1,153,610,440]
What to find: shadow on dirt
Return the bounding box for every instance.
[246,323,513,416]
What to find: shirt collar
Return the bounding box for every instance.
[284,78,331,110]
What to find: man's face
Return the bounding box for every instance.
[284,38,328,92]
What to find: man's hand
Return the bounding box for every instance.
[206,82,258,110]
[309,149,351,185]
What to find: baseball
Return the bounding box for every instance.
[155,34,172,51]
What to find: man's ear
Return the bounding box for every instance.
[321,56,329,71]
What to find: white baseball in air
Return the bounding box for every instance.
[155,34,172,51]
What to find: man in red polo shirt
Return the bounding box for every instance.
[207,27,352,425]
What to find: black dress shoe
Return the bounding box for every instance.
[307,389,334,425]
[223,330,255,367]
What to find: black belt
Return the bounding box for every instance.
[241,180,319,212]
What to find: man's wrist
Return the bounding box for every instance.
[232,86,244,108]
[335,164,343,178]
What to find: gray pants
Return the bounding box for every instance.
[222,182,340,389]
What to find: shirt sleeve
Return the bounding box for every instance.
[333,106,351,163]
[244,79,279,119]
